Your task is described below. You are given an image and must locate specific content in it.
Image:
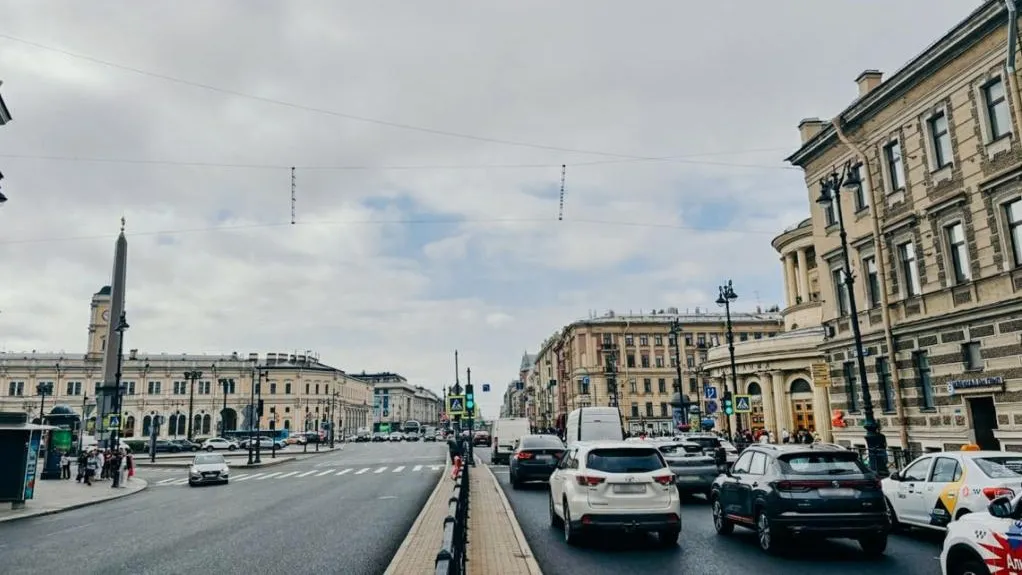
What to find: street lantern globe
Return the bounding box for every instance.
[843,163,863,189]
[116,312,129,332]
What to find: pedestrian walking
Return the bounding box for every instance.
[447,434,462,464]
[85,451,99,486]
[60,452,72,479]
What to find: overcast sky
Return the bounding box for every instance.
[0,0,976,417]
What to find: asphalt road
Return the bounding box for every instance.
[481,451,946,575]
[0,442,446,575]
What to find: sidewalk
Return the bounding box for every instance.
[0,476,148,523]
[383,460,452,575]
[467,465,542,575]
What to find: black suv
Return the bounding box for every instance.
[710,443,889,555]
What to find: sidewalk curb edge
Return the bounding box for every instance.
[382,457,452,575]
[483,464,544,575]
[0,478,150,524]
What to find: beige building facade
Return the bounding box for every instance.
[532,309,784,434]
[787,1,1022,453]
[703,219,830,441]
[360,372,442,430]
[0,286,373,440]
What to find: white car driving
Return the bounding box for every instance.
[188,453,230,486]
[548,441,683,546]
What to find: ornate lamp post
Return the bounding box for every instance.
[716,281,741,437]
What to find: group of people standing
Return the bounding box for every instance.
[63,448,134,487]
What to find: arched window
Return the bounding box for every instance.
[790,378,813,394]
[283,419,291,430]
[142,415,152,436]
[175,414,185,436]
[747,382,762,395]
[167,414,178,436]
[201,414,211,435]
[193,414,203,435]
[124,416,136,437]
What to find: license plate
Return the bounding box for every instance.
[536,455,552,462]
[676,476,699,482]
[818,487,857,497]
[612,484,646,494]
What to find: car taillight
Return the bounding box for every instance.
[653,474,674,486]
[576,475,605,487]
[773,480,822,492]
[552,451,564,459]
[516,452,533,460]
[983,486,1015,500]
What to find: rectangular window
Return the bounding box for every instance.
[148,380,161,394]
[625,334,634,346]
[686,355,695,367]
[824,193,838,226]
[832,268,849,315]
[914,351,934,409]
[843,362,859,412]
[885,141,906,191]
[688,377,697,394]
[654,355,664,368]
[626,354,635,368]
[660,403,668,417]
[929,111,953,168]
[629,379,637,393]
[654,335,663,346]
[875,357,895,413]
[270,382,278,394]
[963,342,982,371]
[125,381,136,395]
[640,355,650,368]
[643,378,652,393]
[66,381,82,396]
[946,222,971,284]
[639,335,649,346]
[658,378,666,393]
[630,403,639,418]
[985,78,1012,140]
[1006,199,1022,268]
[645,402,654,417]
[898,241,922,296]
[852,163,870,210]
[8,381,25,396]
[863,256,881,307]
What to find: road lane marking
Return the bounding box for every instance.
[172,478,189,485]
[392,466,405,473]
[336,469,352,476]
[158,478,177,484]
[235,473,264,481]
[354,467,369,475]
[231,473,251,481]
[277,471,299,479]
[297,470,318,477]
[256,472,283,480]
[374,467,387,474]
[413,465,423,472]
[429,465,442,471]
[315,469,335,477]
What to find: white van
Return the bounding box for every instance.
[491,418,530,465]
[564,407,624,446]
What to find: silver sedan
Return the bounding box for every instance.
[188,453,230,486]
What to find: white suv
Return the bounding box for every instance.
[201,437,239,451]
[548,441,682,546]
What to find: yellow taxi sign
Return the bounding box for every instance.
[961,443,981,451]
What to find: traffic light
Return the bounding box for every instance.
[465,384,475,412]
[722,391,734,416]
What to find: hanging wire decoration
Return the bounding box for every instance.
[558,164,566,221]
[291,166,297,225]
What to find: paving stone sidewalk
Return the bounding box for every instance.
[468,465,542,575]
[383,461,452,575]
[0,475,148,523]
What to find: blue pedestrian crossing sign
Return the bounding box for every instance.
[734,395,752,413]
[447,395,466,416]
[482,384,490,392]
[704,386,717,400]
[105,414,121,430]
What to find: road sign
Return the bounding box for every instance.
[447,395,466,415]
[704,386,717,400]
[105,414,121,430]
[482,384,490,392]
[706,400,718,414]
[734,395,752,413]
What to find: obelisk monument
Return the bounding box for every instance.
[96,217,128,447]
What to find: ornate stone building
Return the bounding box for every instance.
[0,286,373,440]
[787,1,1022,452]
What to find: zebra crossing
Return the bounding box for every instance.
[149,464,444,486]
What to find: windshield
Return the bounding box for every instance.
[778,452,867,475]
[520,435,564,449]
[683,437,720,450]
[193,454,225,465]
[586,448,666,473]
[659,443,704,456]
[974,457,1022,478]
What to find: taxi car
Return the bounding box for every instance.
[882,449,1022,530]
[940,493,1022,575]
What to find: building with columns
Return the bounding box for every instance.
[531,308,784,434]
[0,286,373,442]
[703,218,831,441]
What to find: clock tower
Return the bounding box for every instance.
[87,285,112,361]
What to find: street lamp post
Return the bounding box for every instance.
[36,381,53,425]
[110,312,129,448]
[668,319,688,431]
[330,391,338,449]
[817,161,887,471]
[254,369,267,464]
[716,281,742,438]
[247,369,256,465]
[77,394,90,454]
[183,369,202,442]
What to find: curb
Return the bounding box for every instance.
[0,479,150,524]
[383,457,452,575]
[483,464,544,575]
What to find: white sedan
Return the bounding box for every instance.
[201,437,239,451]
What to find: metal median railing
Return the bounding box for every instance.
[434,461,470,575]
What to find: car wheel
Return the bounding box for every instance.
[884,497,903,531]
[858,534,887,557]
[756,509,784,554]
[563,499,582,545]
[205,446,214,452]
[228,445,236,451]
[549,493,563,528]
[950,557,991,575]
[657,528,681,546]
[712,498,734,535]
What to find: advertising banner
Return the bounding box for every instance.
[23,431,41,500]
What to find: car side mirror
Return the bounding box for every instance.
[889,471,900,481]
[989,496,1015,518]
